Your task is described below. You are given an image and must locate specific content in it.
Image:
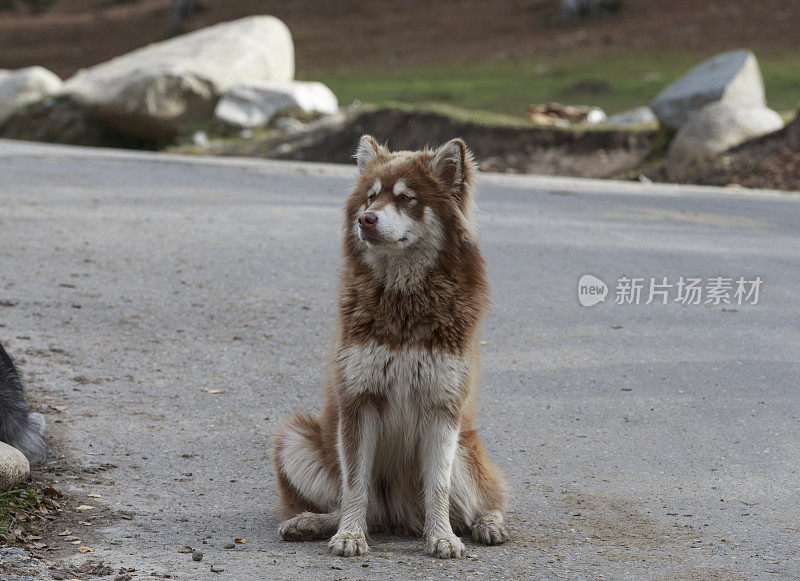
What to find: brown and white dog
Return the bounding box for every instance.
[273,136,508,559]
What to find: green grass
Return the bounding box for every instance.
[357,102,642,134]
[0,487,44,539]
[361,101,535,128]
[312,50,800,122]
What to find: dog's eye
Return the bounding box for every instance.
[367,193,376,204]
[401,194,416,204]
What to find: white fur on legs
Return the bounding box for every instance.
[329,406,380,557]
[471,510,509,545]
[279,511,340,541]
[421,419,465,559]
[27,412,46,435]
[449,445,481,530]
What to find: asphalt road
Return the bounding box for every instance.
[0,139,799,580]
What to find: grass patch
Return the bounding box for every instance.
[361,101,533,128]
[359,101,642,134]
[312,50,800,121]
[0,486,61,545]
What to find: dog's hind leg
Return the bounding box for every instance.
[449,430,510,545]
[470,510,508,545]
[279,510,340,541]
[273,412,341,519]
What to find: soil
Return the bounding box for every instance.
[0,0,798,79]
[0,96,160,149]
[681,110,800,191]
[177,106,658,179]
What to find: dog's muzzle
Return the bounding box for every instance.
[358,211,382,241]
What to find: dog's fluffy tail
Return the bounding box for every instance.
[0,342,48,464]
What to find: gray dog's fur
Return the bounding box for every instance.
[0,341,47,464]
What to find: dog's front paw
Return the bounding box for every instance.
[425,533,465,559]
[328,530,368,557]
[471,511,509,545]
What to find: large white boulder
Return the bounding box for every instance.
[62,16,294,139]
[0,441,30,490]
[651,49,765,129]
[0,66,62,123]
[214,80,338,128]
[666,101,784,180]
[605,106,658,126]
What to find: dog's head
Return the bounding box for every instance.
[344,136,477,262]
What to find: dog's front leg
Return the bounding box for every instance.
[328,395,380,557]
[421,415,465,558]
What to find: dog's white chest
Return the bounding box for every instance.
[337,341,468,403]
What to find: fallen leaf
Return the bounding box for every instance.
[234,538,246,544]
[58,530,72,536]
[70,540,81,545]
[87,493,102,498]
[203,389,224,394]
[78,521,92,526]
[178,546,193,553]
[77,545,94,553]
[76,505,95,511]
[43,487,63,498]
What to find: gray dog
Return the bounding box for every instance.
[0,341,47,464]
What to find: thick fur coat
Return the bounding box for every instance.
[0,341,47,464]
[273,136,508,559]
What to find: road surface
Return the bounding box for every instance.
[0,139,798,580]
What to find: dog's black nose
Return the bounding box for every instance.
[359,212,378,228]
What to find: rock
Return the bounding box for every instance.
[0,95,149,148]
[214,81,338,128]
[560,0,619,21]
[0,66,62,123]
[273,116,307,135]
[0,547,30,563]
[191,549,204,561]
[192,130,209,148]
[677,108,800,190]
[62,16,294,139]
[651,49,765,129]
[666,101,784,181]
[0,441,30,490]
[585,107,607,125]
[605,106,658,126]
[0,547,52,581]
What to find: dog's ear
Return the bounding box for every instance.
[431,138,475,204]
[355,135,387,174]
